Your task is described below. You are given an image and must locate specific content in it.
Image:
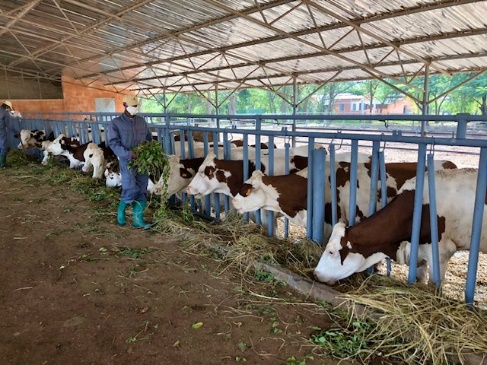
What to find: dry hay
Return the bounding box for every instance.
[164,211,487,364]
[340,277,487,364]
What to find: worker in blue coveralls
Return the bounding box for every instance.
[0,100,17,168]
[107,95,153,229]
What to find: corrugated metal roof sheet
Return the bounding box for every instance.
[1,0,486,97]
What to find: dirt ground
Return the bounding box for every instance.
[0,157,363,365]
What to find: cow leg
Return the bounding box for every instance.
[418,239,457,285]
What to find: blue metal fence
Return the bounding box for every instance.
[9,112,487,304]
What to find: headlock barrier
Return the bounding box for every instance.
[8,112,487,305]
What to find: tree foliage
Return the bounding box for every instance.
[141,72,487,116]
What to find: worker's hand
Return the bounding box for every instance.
[131,151,137,159]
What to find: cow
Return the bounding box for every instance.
[152,155,205,198]
[231,139,277,149]
[15,129,55,150]
[186,153,264,198]
[52,141,93,169]
[81,143,106,179]
[81,141,117,179]
[48,134,82,154]
[105,159,122,187]
[231,160,457,256]
[313,168,482,286]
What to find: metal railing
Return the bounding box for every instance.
[9,112,487,305]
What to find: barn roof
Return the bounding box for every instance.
[1,0,487,97]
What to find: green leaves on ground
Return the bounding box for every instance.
[310,320,371,358]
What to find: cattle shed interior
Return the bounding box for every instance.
[1,0,487,110]
[4,2,487,357]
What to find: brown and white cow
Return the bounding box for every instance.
[152,155,205,198]
[105,159,122,187]
[15,129,55,150]
[186,153,265,198]
[313,168,483,285]
[231,160,457,243]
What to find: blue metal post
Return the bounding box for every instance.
[312,149,327,244]
[203,133,211,217]
[365,142,381,275]
[427,153,441,287]
[465,148,487,305]
[408,144,427,284]
[267,135,275,237]
[378,150,391,276]
[329,144,337,226]
[223,133,231,213]
[456,113,468,139]
[368,141,380,216]
[253,130,262,226]
[348,140,359,226]
[306,137,315,239]
[178,128,185,159]
[284,142,290,238]
[243,134,249,223]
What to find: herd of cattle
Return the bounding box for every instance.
[14,128,487,288]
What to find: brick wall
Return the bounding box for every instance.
[4,76,134,119]
[6,99,65,116]
[62,76,129,117]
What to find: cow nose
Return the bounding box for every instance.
[313,271,335,285]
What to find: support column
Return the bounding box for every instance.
[421,63,430,137]
[292,76,297,148]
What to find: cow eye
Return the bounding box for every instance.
[328,250,334,256]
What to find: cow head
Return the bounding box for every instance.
[82,144,105,179]
[186,153,231,197]
[154,155,194,197]
[313,222,387,285]
[16,129,44,149]
[232,170,277,214]
[47,134,67,155]
[105,164,122,187]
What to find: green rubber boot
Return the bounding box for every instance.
[117,200,129,226]
[132,201,152,229]
[0,155,6,168]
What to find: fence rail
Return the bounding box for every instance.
[9,112,487,305]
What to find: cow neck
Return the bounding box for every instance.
[262,173,308,217]
[213,159,257,196]
[346,190,416,260]
[181,157,204,171]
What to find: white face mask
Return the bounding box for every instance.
[126,106,139,116]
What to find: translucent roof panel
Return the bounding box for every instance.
[1,0,486,95]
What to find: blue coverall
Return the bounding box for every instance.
[0,106,15,157]
[107,113,153,203]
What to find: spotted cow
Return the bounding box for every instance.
[313,168,482,286]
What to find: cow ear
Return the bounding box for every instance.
[245,187,252,197]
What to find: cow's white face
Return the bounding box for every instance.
[82,144,104,179]
[47,134,66,155]
[186,154,228,197]
[17,130,37,149]
[314,222,388,284]
[314,222,365,284]
[105,170,122,187]
[232,171,272,214]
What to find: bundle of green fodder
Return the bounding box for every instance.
[341,277,487,365]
